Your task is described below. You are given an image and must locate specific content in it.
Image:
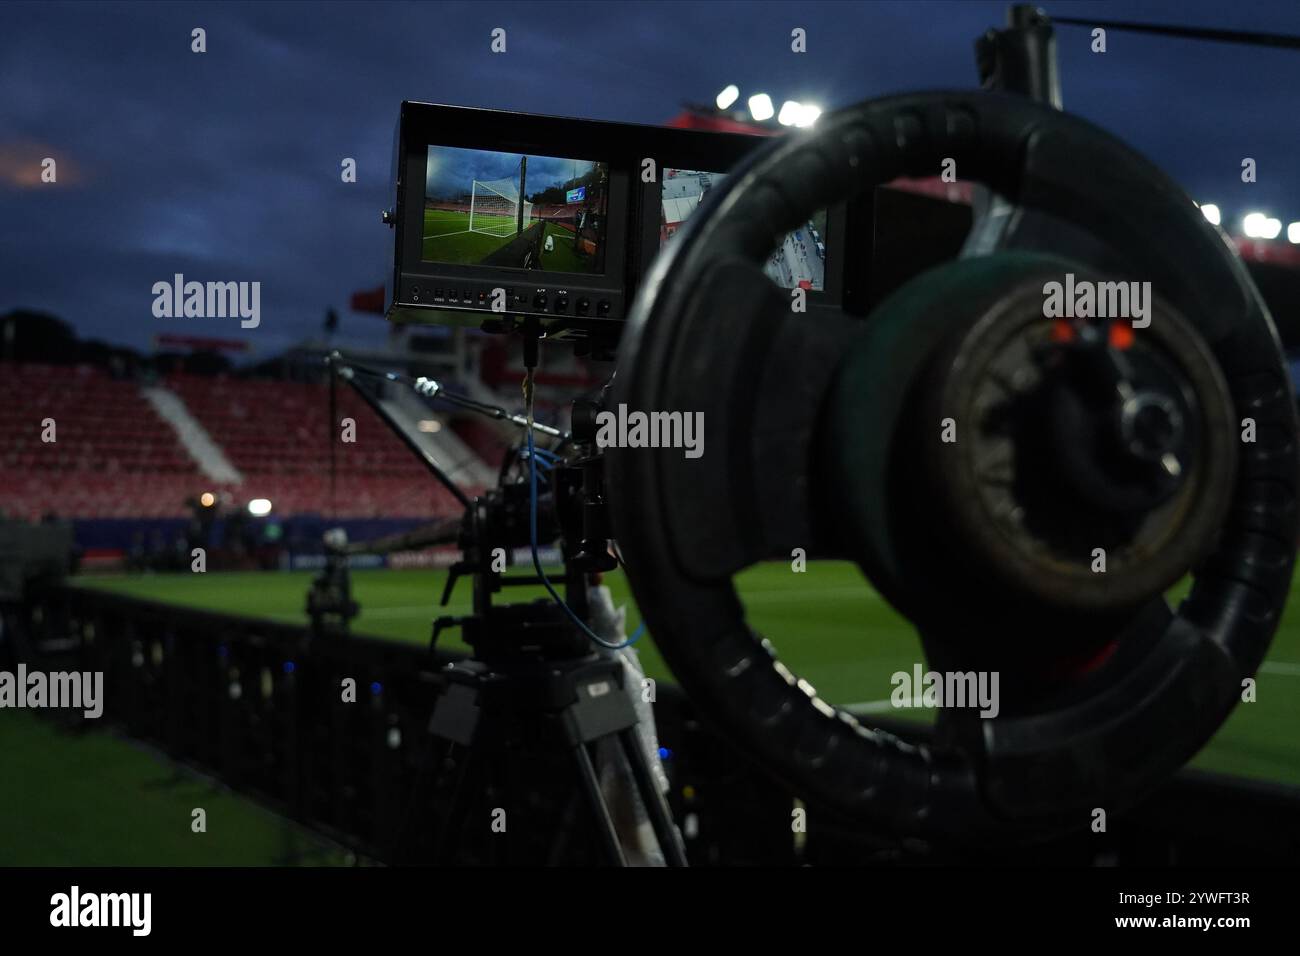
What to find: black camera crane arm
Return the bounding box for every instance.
[323,349,609,634]
[326,351,474,510]
[325,349,575,502]
[409,374,568,442]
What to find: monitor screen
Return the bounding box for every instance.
[423,145,609,274]
[661,167,827,291]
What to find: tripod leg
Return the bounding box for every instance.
[618,728,689,867]
[572,741,628,866]
[390,733,442,864]
[433,742,477,864]
[547,792,580,866]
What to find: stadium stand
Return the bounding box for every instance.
[0,362,205,520]
[0,361,477,523]
[167,374,464,518]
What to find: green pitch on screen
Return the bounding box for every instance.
[422,208,589,272]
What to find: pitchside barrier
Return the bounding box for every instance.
[8,584,798,865]
[7,585,1299,865]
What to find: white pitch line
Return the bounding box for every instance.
[1261,661,1300,677]
[423,228,470,239]
[848,697,925,713]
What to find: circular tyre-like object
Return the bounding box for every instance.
[608,91,1298,838]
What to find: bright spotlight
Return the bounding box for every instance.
[795,104,822,128]
[1243,212,1267,238]
[248,498,273,516]
[199,492,215,508]
[1199,203,1221,226]
[778,100,802,126]
[1262,217,1283,240]
[716,84,740,110]
[1288,222,1300,244]
[747,93,774,122]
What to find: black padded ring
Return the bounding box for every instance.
[608,91,1298,837]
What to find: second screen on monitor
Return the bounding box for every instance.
[661,167,827,291]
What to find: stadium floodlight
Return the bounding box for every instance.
[200,492,215,507]
[1199,202,1221,226]
[469,173,527,238]
[716,84,740,110]
[747,93,775,122]
[794,104,822,128]
[248,498,273,516]
[778,100,803,126]
[1288,222,1300,244]
[1242,211,1282,239]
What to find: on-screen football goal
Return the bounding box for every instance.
[469,166,535,237]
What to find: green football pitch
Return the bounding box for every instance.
[422,208,589,272]
[5,561,1298,864]
[72,561,1300,784]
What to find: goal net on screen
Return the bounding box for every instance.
[469,174,533,237]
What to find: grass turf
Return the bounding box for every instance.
[7,561,1296,864]
[0,710,351,866]
[421,208,511,263]
[422,209,593,273]
[74,561,1300,787]
[537,222,589,273]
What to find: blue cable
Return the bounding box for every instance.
[526,422,644,650]
[524,446,558,471]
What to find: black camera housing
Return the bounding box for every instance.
[387,102,847,345]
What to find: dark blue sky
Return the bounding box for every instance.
[2,0,1298,357]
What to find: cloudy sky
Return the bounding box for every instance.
[425,147,595,201]
[1,0,1298,357]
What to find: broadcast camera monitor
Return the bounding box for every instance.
[422,146,609,275]
[388,102,846,339]
[389,103,633,333]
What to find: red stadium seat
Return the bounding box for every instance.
[0,363,209,519]
[166,374,472,518]
[0,364,477,521]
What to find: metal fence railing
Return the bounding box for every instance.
[8,584,1296,865]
